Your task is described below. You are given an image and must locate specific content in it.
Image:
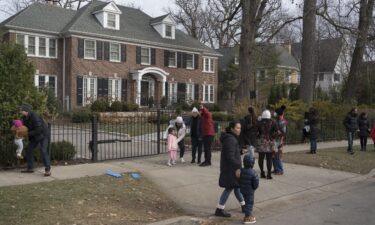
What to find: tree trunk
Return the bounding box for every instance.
[299,0,317,104]
[343,0,374,103]
[235,0,267,102]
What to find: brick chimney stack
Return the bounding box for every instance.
[45,0,59,6]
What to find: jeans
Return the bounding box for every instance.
[272,151,283,173]
[359,136,367,150]
[347,132,354,152]
[178,139,185,158]
[219,188,244,207]
[203,135,214,163]
[310,138,317,153]
[26,137,51,171]
[242,193,255,216]
[191,137,203,162]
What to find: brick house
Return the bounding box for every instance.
[0,1,220,110]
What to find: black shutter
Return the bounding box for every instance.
[164,50,169,67]
[104,42,110,61]
[194,54,199,69]
[103,78,109,97]
[77,76,83,106]
[177,52,182,68]
[121,79,128,101]
[78,39,84,58]
[121,44,127,62]
[97,41,103,60]
[182,53,187,68]
[97,78,103,97]
[151,48,156,65]
[136,46,141,64]
[194,84,199,101]
[177,83,186,103]
[165,82,169,99]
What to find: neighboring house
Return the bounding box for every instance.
[217,43,299,103]
[0,0,220,110]
[291,38,350,92]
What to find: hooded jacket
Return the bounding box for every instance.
[219,132,241,188]
[343,112,358,132]
[358,116,370,137]
[22,111,49,142]
[240,154,259,195]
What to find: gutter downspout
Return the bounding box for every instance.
[63,37,66,111]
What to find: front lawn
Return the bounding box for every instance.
[283,145,375,174]
[0,174,183,225]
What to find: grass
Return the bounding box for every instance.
[0,174,183,225]
[283,145,375,174]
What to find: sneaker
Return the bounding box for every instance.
[243,215,256,224]
[199,161,211,167]
[180,158,185,163]
[16,153,23,159]
[167,162,172,166]
[44,171,51,177]
[214,208,231,217]
[172,160,176,165]
[191,159,196,164]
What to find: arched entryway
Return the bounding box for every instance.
[132,67,169,107]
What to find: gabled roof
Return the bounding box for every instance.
[150,14,170,24]
[291,38,344,73]
[0,0,219,56]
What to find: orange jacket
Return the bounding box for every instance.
[11,125,28,139]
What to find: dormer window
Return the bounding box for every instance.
[165,25,172,37]
[107,13,117,28]
[151,14,176,39]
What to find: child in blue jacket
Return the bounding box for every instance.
[240,154,259,224]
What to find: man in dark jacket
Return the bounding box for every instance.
[307,107,319,154]
[343,108,358,155]
[240,154,259,224]
[20,103,51,176]
[240,106,258,150]
[190,107,203,163]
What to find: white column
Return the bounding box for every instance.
[161,77,166,97]
[136,78,141,105]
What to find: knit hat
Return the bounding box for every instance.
[13,120,23,128]
[261,110,271,119]
[20,103,32,113]
[192,107,199,113]
[175,116,184,124]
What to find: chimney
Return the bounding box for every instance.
[45,0,59,6]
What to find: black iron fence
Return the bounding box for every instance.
[0,111,374,168]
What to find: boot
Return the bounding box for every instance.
[267,172,273,179]
[214,208,231,217]
[260,171,266,178]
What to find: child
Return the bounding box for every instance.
[11,119,28,159]
[167,127,178,166]
[370,124,375,151]
[240,154,259,224]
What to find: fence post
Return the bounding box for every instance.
[91,116,98,162]
[48,123,52,160]
[157,109,161,154]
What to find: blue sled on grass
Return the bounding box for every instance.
[106,169,122,178]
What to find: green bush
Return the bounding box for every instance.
[148,114,170,124]
[50,141,76,161]
[160,97,168,108]
[71,111,92,123]
[212,112,228,121]
[0,134,17,167]
[205,103,221,112]
[91,99,110,112]
[121,101,139,112]
[110,101,122,112]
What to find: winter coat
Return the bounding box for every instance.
[22,112,48,142]
[200,107,215,136]
[164,122,186,143]
[11,125,28,139]
[240,114,258,147]
[370,125,375,141]
[167,134,178,152]
[219,132,242,188]
[255,119,276,153]
[343,113,358,132]
[358,117,370,137]
[189,116,202,139]
[306,113,319,139]
[240,154,259,196]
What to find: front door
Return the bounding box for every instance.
[140,80,149,107]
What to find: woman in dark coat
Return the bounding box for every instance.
[214,120,245,218]
[358,112,370,151]
[240,106,258,149]
[307,107,319,154]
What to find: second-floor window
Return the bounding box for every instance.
[28,36,36,55]
[110,43,120,62]
[16,34,57,58]
[107,13,117,28]
[84,40,96,59]
[186,54,194,69]
[39,37,46,56]
[168,51,177,67]
[165,25,172,37]
[141,47,151,65]
[49,39,56,57]
[203,57,214,72]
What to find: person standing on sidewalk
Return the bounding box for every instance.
[190,107,203,164]
[370,124,375,150]
[272,107,287,175]
[165,116,186,163]
[240,106,258,158]
[358,112,370,151]
[306,107,319,154]
[215,120,245,218]
[20,103,51,176]
[343,108,358,155]
[199,104,215,167]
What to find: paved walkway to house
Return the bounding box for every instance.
[1,139,373,225]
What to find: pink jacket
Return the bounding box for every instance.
[167,134,178,152]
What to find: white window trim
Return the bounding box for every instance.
[34,74,58,97]
[84,39,97,60]
[186,83,195,102]
[165,24,172,38]
[16,34,58,59]
[82,76,97,106]
[202,84,214,103]
[168,82,178,104]
[168,51,177,68]
[186,53,194,70]
[141,47,151,65]
[107,13,117,29]
[109,42,121,62]
[203,57,215,73]
[108,78,122,101]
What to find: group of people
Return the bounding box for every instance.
[165,104,215,167]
